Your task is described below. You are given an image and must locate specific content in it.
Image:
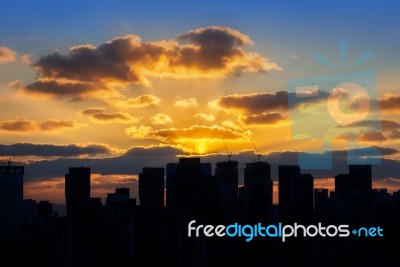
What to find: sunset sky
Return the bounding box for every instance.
[0,0,399,204]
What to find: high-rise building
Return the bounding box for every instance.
[279,165,313,223]
[65,167,90,219]
[335,164,372,193]
[287,173,314,223]
[139,167,164,211]
[278,165,300,209]
[166,158,211,215]
[215,160,238,209]
[244,161,272,222]
[0,164,24,242]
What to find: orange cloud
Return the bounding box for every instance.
[0,46,16,63]
[194,113,215,122]
[239,112,289,126]
[126,124,250,144]
[379,94,400,112]
[358,132,387,142]
[20,26,281,100]
[108,94,161,108]
[150,113,173,125]
[80,107,138,124]
[0,119,80,133]
[174,98,198,107]
[211,91,289,114]
[19,79,114,100]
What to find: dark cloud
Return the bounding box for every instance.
[80,108,137,123]
[0,120,35,132]
[22,145,400,185]
[0,119,79,132]
[38,119,78,131]
[380,94,400,111]
[389,130,400,139]
[0,143,112,157]
[239,112,288,125]
[213,91,289,114]
[20,79,109,99]
[336,119,399,130]
[358,132,387,142]
[21,27,280,100]
[213,90,329,115]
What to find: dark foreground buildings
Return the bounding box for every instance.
[0,160,399,267]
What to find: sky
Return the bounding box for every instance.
[0,0,399,204]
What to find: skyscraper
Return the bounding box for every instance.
[139,167,164,212]
[279,165,313,223]
[65,167,90,219]
[166,158,211,215]
[335,164,372,193]
[215,160,238,209]
[278,165,300,209]
[244,161,272,222]
[0,164,24,242]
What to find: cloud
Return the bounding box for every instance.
[389,130,400,139]
[212,91,289,114]
[6,80,22,89]
[336,119,400,131]
[19,79,113,100]
[0,143,114,157]
[0,119,79,133]
[20,26,280,100]
[0,46,17,63]
[150,113,173,125]
[239,112,288,126]
[358,132,387,142]
[194,113,215,122]
[0,120,35,132]
[125,124,250,144]
[379,94,400,112]
[20,145,400,188]
[80,107,138,123]
[125,125,154,139]
[20,54,33,65]
[174,98,198,107]
[109,94,161,108]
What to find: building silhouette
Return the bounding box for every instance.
[215,160,238,207]
[0,164,24,242]
[65,167,90,219]
[166,157,211,216]
[139,167,164,212]
[278,165,313,223]
[0,158,398,267]
[244,161,272,222]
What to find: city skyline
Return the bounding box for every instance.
[0,0,400,205]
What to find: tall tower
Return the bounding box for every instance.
[139,167,164,212]
[0,164,24,242]
[65,167,90,219]
[215,160,238,209]
[279,165,313,223]
[244,161,272,222]
[166,158,211,215]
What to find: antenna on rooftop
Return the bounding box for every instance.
[250,139,262,162]
[1,157,22,166]
[222,139,232,161]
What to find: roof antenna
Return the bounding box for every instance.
[223,139,232,161]
[250,139,262,162]
[1,157,22,167]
